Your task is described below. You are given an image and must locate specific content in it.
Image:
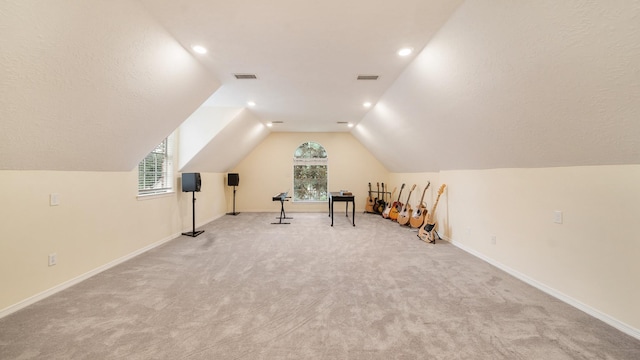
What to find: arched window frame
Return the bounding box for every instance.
[292,142,328,202]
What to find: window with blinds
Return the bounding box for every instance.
[293,142,328,202]
[138,135,174,196]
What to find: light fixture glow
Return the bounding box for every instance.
[266,122,273,127]
[363,102,372,108]
[192,45,207,54]
[247,101,256,107]
[398,47,413,57]
[348,123,354,128]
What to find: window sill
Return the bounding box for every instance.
[137,191,175,201]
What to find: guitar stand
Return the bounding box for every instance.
[272,198,292,224]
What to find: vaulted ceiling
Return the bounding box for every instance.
[1,1,639,173]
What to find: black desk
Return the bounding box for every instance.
[328,192,355,226]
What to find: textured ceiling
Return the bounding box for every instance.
[353,0,640,172]
[140,0,464,132]
[0,0,219,171]
[1,1,638,173]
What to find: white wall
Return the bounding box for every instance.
[392,165,640,335]
[229,132,389,213]
[0,170,227,314]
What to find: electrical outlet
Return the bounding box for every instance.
[48,253,57,266]
[553,210,563,224]
[50,193,60,206]
[491,235,497,245]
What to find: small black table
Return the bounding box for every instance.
[328,192,355,226]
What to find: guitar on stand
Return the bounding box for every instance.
[381,186,397,219]
[376,183,386,214]
[418,184,446,243]
[397,184,417,226]
[409,181,431,228]
[388,183,405,221]
[373,183,382,214]
[365,182,375,213]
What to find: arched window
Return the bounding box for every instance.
[293,142,328,201]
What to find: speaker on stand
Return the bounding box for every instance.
[227,173,240,216]
[181,173,204,237]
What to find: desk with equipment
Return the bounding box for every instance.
[328,191,355,226]
[272,191,292,224]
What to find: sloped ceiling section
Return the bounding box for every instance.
[353,1,640,173]
[179,108,270,173]
[178,107,243,169]
[0,0,220,171]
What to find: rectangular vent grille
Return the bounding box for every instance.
[357,75,379,80]
[234,73,258,79]
[271,121,284,124]
[336,121,349,124]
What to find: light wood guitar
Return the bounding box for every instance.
[397,184,417,226]
[418,184,446,243]
[365,182,375,213]
[381,187,397,218]
[409,181,431,228]
[388,183,405,221]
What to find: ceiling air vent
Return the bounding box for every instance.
[357,75,379,80]
[272,121,284,124]
[234,73,258,79]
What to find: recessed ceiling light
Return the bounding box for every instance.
[363,102,372,108]
[398,47,413,57]
[192,45,207,54]
[348,123,354,128]
[247,101,256,107]
[266,122,273,127]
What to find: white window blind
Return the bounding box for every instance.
[138,135,174,196]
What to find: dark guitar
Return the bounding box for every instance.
[365,182,375,213]
[388,183,405,221]
[418,184,446,243]
[409,181,431,228]
[376,182,386,214]
[396,184,416,226]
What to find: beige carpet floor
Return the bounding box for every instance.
[0,212,639,359]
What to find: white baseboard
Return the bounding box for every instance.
[448,238,640,341]
[0,232,181,319]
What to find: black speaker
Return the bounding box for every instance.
[182,173,201,192]
[228,173,239,187]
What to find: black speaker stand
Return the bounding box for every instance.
[226,185,240,216]
[182,191,204,237]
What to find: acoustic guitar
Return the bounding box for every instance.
[418,184,446,243]
[388,183,405,221]
[397,184,417,226]
[409,181,431,228]
[365,182,375,213]
[381,187,397,219]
